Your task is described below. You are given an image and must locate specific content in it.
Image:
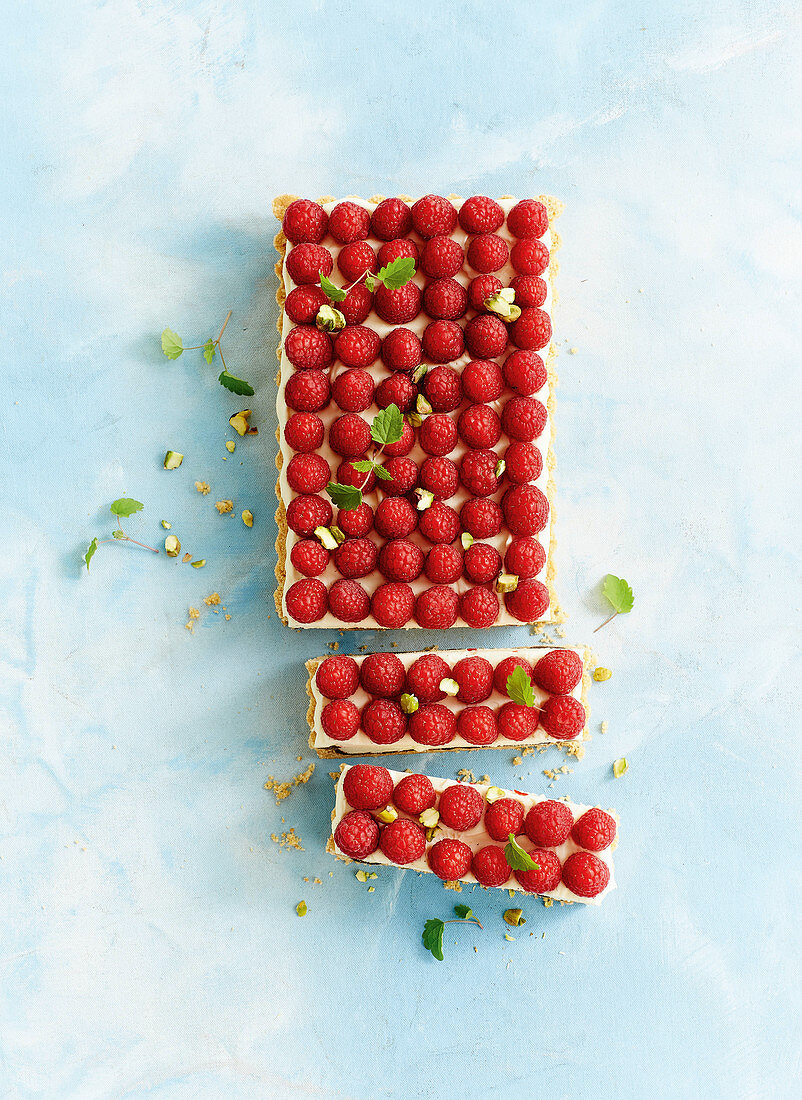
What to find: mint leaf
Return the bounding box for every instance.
[203,339,216,364]
[110,498,144,518]
[602,574,634,614]
[373,463,392,481]
[454,904,473,920]
[377,256,415,289]
[161,329,183,359]
[326,482,362,510]
[422,918,445,961]
[320,273,347,302]
[84,537,98,570]
[504,833,540,872]
[218,370,255,396]
[506,664,536,708]
[350,460,375,473]
[371,404,403,447]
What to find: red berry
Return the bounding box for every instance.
[375,373,417,412]
[286,493,333,537]
[378,539,424,582]
[343,764,393,810]
[285,578,327,623]
[423,278,468,321]
[284,325,333,370]
[290,538,329,577]
[533,649,583,695]
[463,542,501,584]
[420,413,458,456]
[383,419,415,457]
[371,581,415,628]
[422,365,461,412]
[328,578,370,623]
[415,585,459,629]
[467,233,509,274]
[461,359,504,403]
[340,283,373,325]
[459,196,504,235]
[284,412,324,453]
[332,368,375,412]
[379,818,426,864]
[464,314,508,358]
[505,537,546,578]
[471,844,510,887]
[510,274,547,308]
[420,545,459,585]
[370,197,412,240]
[452,655,493,703]
[525,800,574,847]
[419,501,460,544]
[337,241,377,283]
[505,442,543,484]
[328,201,370,244]
[381,327,422,372]
[493,656,534,695]
[422,320,464,364]
[540,695,585,740]
[286,453,330,494]
[377,237,419,268]
[459,586,499,627]
[374,282,422,324]
[361,698,407,744]
[460,498,502,539]
[411,194,457,239]
[419,456,459,499]
[334,809,379,859]
[438,784,483,830]
[571,808,617,852]
[333,537,378,579]
[360,652,406,698]
[286,242,333,285]
[502,484,549,536]
[510,239,549,277]
[428,838,472,880]
[505,578,550,623]
[285,284,328,324]
[374,497,417,539]
[515,849,562,894]
[379,456,418,496]
[421,235,464,279]
[497,701,538,741]
[393,773,436,815]
[459,449,500,496]
[282,198,328,244]
[507,199,549,240]
[456,706,498,745]
[467,274,504,313]
[315,654,360,699]
[502,396,547,443]
[561,851,610,898]
[484,797,525,842]
[458,404,501,449]
[510,307,552,351]
[335,325,380,368]
[321,699,360,741]
[329,413,372,458]
[284,368,331,412]
[502,350,547,395]
[405,654,451,703]
[338,501,373,537]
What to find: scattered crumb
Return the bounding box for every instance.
[215,499,234,514]
[271,828,304,851]
[264,762,316,803]
[329,771,339,780]
[204,592,221,607]
[512,756,523,766]
[297,755,303,762]
[542,897,554,908]
[555,627,566,638]
[327,641,339,650]
[504,933,515,941]
[593,667,612,682]
[601,720,609,734]
[479,775,489,784]
[457,768,476,783]
[224,614,231,621]
[195,481,210,495]
[443,880,463,892]
[188,607,200,620]
[568,347,578,354]
[367,886,375,893]
[226,440,236,453]
[508,889,516,898]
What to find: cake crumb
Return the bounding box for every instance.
[555,627,566,638]
[195,481,210,495]
[264,762,315,803]
[329,771,339,780]
[204,592,221,607]
[215,500,234,514]
[327,641,339,650]
[542,897,554,908]
[270,828,303,851]
[443,880,463,892]
[601,720,609,734]
[479,775,489,783]
[457,768,476,783]
[188,607,200,619]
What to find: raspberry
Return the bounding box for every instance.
[284,325,333,370]
[501,396,547,442]
[379,818,426,865]
[329,413,372,458]
[510,239,549,277]
[381,327,422,372]
[379,456,418,496]
[290,538,329,577]
[571,808,617,852]
[419,456,459,499]
[515,849,562,894]
[328,578,370,623]
[371,581,415,627]
[510,274,547,308]
[493,655,534,695]
[561,851,610,898]
[456,706,498,745]
[460,498,502,539]
[484,797,525,842]
[502,485,549,536]
[467,274,503,313]
[361,698,407,744]
[461,359,504,403]
[375,373,417,412]
[374,497,417,539]
[507,199,549,240]
[315,654,359,699]
[505,537,546,578]
[286,493,333,537]
[370,197,412,240]
[333,537,378,579]
[340,283,373,325]
[422,320,464,364]
[424,544,462,584]
[421,235,464,279]
[467,233,509,274]
[285,412,324,453]
[459,587,499,627]
[334,325,380,368]
[286,242,333,285]
[377,237,419,268]
[510,307,552,351]
[393,773,436,815]
[282,198,328,244]
[419,414,458,456]
[337,465,375,508]
[405,653,451,703]
[338,501,373,537]
[378,539,424,582]
[284,368,331,412]
[360,652,406,697]
[540,695,585,740]
[374,282,422,325]
[463,542,501,584]
[285,284,328,324]
[334,810,379,860]
[321,699,360,741]
[328,201,370,244]
[525,800,574,847]
[459,449,500,497]
[383,420,416,457]
[337,241,377,283]
[428,838,472,881]
[285,577,327,623]
[414,585,459,629]
[438,784,483,830]
[418,501,460,544]
[286,453,330,494]
[471,845,510,887]
[464,314,508,359]
[532,649,583,695]
[459,196,504,235]
[502,350,547,395]
[505,442,543,484]
[458,404,501,449]
[497,701,538,741]
[505,578,550,623]
[422,365,461,412]
[423,278,468,321]
[342,763,393,810]
[332,368,375,412]
[411,194,457,239]
[452,655,493,703]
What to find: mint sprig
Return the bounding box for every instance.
[422,906,483,962]
[506,664,536,707]
[319,256,416,302]
[84,499,159,569]
[320,273,347,303]
[504,833,540,872]
[325,404,404,511]
[594,574,634,633]
[162,311,254,396]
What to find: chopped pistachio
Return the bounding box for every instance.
[613,757,628,778]
[161,520,172,529]
[594,667,612,682]
[415,488,435,512]
[504,933,515,941]
[182,552,191,563]
[416,394,433,416]
[355,870,368,883]
[485,786,506,804]
[242,509,254,528]
[315,303,346,333]
[400,693,419,715]
[419,808,440,829]
[191,559,206,569]
[367,886,375,892]
[439,677,459,697]
[164,534,181,557]
[225,440,236,453]
[484,288,521,322]
[504,908,526,927]
[329,525,346,545]
[412,363,429,384]
[494,458,506,478]
[368,872,378,879]
[164,450,184,470]
[496,572,519,594]
[296,900,307,917]
[314,525,339,550]
[229,409,256,436]
[406,411,423,428]
[374,806,398,825]
[460,532,474,550]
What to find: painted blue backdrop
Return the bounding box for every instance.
[2,2,801,1097]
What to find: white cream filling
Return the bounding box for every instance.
[276,195,556,628]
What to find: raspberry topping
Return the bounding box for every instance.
[328,200,370,244]
[459,449,500,497]
[340,283,373,325]
[464,314,508,359]
[561,851,610,898]
[458,404,502,449]
[377,237,419,268]
[332,368,375,413]
[424,544,463,584]
[286,453,330,494]
[502,349,547,395]
[375,373,417,412]
[452,655,494,703]
[501,396,547,442]
[484,797,525,842]
[361,699,407,744]
[532,649,583,695]
[461,359,504,403]
[374,498,417,540]
[342,764,393,810]
[374,282,422,325]
[381,327,422,372]
[456,706,498,745]
[571,808,617,852]
[393,773,437,815]
[459,586,499,628]
[286,494,333,537]
[360,652,406,698]
[286,242,333,285]
[284,368,331,412]
[290,539,329,577]
[329,413,372,458]
[285,578,327,623]
[467,233,509,274]
[504,578,550,623]
[378,539,424,582]
[515,848,562,894]
[338,501,373,538]
[421,235,465,279]
[284,412,324,453]
[540,695,586,740]
[315,654,360,699]
[497,701,539,741]
[438,784,483,830]
[379,818,427,865]
[285,284,328,324]
[405,653,452,704]
[334,810,379,860]
[510,307,552,351]
[524,800,574,847]
[284,325,333,371]
[328,578,370,623]
[418,501,460,545]
[463,542,502,584]
[502,484,550,536]
[420,414,458,456]
[428,838,473,881]
[422,320,465,364]
[419,456,460,500]
[411,194,458,239]
[321,699,360,741]
[504,537,546,578]
[423,278,468,321]
[458,196,505,235]
[337,241,377,283]
[510,239,549,277]
[383,419,415,457]
[371,582,415,628]
[333,537,378,579]
[471,844,511,887]
[510,274,547,308]
[506,199,549,240]
[493,656,534,696]
[460,498,502,539]
[467,274,504,313]
[505,442,543,484]
[370,197,412,240]
[282,199,328,244]
[414,585,459,629]
[334,325,381,368]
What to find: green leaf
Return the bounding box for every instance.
[376,256,416,289]
[602,574,634,614]
[110,498,144,518]
[350,460,375,473]
[325,482,362,510]
[84,537,98,570]
[203,339,216,364]
[453,904,473,920]
[422,918,445,961]
[372,463,393,481]
[218,370,255,397]
[161,328,183,359]
[506,664,536,708]
[504,833,540,872]
[371,403,404,447]
[320,273,347,302]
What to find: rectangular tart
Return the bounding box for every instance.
[272,193,564,629]
[305,645,589,758]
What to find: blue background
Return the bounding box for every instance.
[2,2,801,1097]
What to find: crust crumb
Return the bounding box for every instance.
[264,762,315,803]
[204,592,221,606]
[270,827,304,850]
[215,499,234,514]
[443,880,463,892]
[195,481,210,495]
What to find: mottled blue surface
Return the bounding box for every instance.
[2,2,801,1097]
